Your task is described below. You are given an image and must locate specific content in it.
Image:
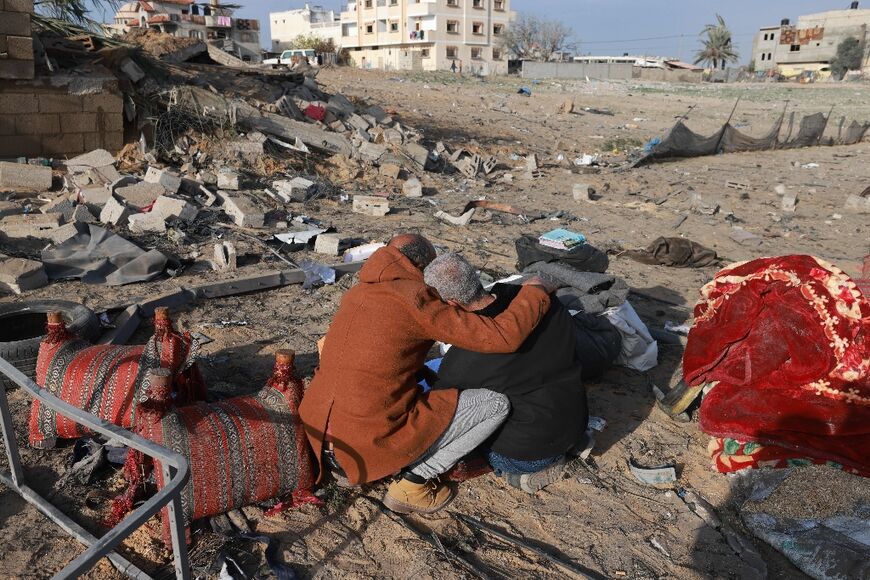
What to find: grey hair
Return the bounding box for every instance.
[424,253,487,305]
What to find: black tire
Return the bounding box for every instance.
[0,300,100,390]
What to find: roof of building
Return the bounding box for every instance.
[665,60,702,71]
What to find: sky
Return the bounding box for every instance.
[91,0,859,62]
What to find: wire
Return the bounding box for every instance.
[578,32,757,44]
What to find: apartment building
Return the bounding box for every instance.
[751,1,870,76]
[268,0,514,75]
[270,4,342,52]
[111,0,262,63]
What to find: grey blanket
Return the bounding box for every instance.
[42,223,167,286]
[523,261,629,314]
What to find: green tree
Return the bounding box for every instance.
[830,37,863,79]
[290,34,337,55]
[694,14,739,70]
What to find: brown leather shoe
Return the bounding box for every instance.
[383,477,456,514]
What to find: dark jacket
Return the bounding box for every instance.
[299,248,551,485]
[434,284,587,461]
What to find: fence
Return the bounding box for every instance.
[521,61,634,80]
[0,356,191,580]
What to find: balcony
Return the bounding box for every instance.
[205,15,232,28]
[407,2,437,16]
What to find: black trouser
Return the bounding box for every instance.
[571,312,622,379]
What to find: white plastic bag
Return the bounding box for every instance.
[603,301,658,372]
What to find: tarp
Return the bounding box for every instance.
[636,111,869,165]
[41,223,167,286]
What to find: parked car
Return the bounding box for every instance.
[263,48,317,67]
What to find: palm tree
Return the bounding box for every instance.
[694,14,739,70]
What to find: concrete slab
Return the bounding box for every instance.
[0,161,52,192]
[353,195,390,217]
[0,257,48,294]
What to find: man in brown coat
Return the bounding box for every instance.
[299,234,552,513]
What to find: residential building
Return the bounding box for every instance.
[111,0,262,63]
[269,0,515,75]
[270,4,342,52]
[751,2,870,76]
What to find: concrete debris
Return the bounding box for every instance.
[691,193,720,215]
[347,114,371,132]
[725,181,749,190]
[357,141,387,163]
[66,149,116,169]
[128,211,167,233]
[573,183,594,201]
[79,186,112,213]
[219,192,265,228]
[42,196,76,220]
[116,182,165,209]
[774,184,787,195]
[314,233,341,256]
[99,195,132,225]
[403,143,430,169]
[273,177,314,203]
[0,256,48,294]
[729,227,762,247]
[481,155,498,175]
[0,213,62,238]
[403,177,423,198]
[211,241,237,271]
[352,195,390,217]
[0,201,19,218]
[844,194,870,213]
[526,153,538,172]
[524,170,544,180]
[144,166,182,195]
[0,161,52,192]
[559,99,575,114]
[196,185,217,207]
[119,57,145,83]
[435,208,475,226]
[151,195,198,221]
[48,223,81,245]
[71,204,97,223]
[217,169,240,191]
[781,192,797,213]
[379,159,402,179]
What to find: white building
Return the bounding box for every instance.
[270,4,342,52]
[270,0,515,75]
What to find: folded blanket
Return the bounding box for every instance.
[626,236,718,268]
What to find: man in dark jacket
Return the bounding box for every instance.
[426,253,605,493]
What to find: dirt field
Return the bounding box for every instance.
[1,68,868,579]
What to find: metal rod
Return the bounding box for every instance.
[165,464,191,579]
[714,96,741,154]
[0,356,191,580]
[0,377,24,485]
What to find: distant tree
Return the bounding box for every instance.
[694,14,739,70]
[498,14,574,61]
[830,37,863,79]
[291,34,337,54]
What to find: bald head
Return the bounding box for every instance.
[388,234,436,269]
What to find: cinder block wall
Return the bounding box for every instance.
[0,84,124,158]
[0,0,35,80]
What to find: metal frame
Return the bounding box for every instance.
[0,357,191,580]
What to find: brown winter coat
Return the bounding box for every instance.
[299,245,551,485]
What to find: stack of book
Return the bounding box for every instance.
[538,228,586,250]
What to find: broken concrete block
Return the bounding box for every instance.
[152,195,198,221]
[404,143,430,169]
[379,161,401,179]
[367,105,388,123]
[0,257,48,294]
[327,94,356,117]
[116,182,165,209]
[217,169,240,191]
[219,192,265,228]
[691,193,719,216]
[481,155,498,175]
[314,233,341,256]
[211,241,237,271]
[0,213,62,238]
[0,161,53,192]
[352,195,390,217]
[774,184,787,196]
[109,175,138,194]
[128,211,167,233]
[91,165,122,186]
[144,167,182,195]
[384,128,404,145]
[347,114,371,132]
[48,222,80,245]
[42,196,76,221]
[79,186,112,213]
[573,183,594,201]
[435,209,475,227]
[844,194,870,214]
[355,128,372,143]
[559,99,574,114]
[66,149,115,169]
[729,227,762,247]
[289,177,314,201]
[526,154,538,171]
[99,195,132,225]
[71,205,97,223]
[781,192,797,213]
[120,58,145,83]
[196,185,217,207]
[226,140,264,163]
[403,177,423,198]
[197,170,217,185]
[0,201,19,218]
[357,141,387,163]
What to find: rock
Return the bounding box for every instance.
[116,182,165,209]
[843,194,870,214]
[352,195,390,217]
[560,99,574,114]
[0,257,48,294]
[0,161,53,192]
[128,212,167,233]
[217,169,240,191]
[403,177,423,198]
[144,167,182,195]
[0,213,62,238]
[314,233,341,256]
[151,195,198,221]
[219,192,264,228]
[99,195,132,225]
[573,183,594,201]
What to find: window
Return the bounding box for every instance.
[473,0,483,7]
[472,22,483,35]
[421,48,430,58]
[365,0,372,7]
[790,44,800,52]
[447,20,459,33]
[471,47,482,59]
[760,53,766,61]
[390,21,399,32]
[390,0,398,4]
[446,45,458,58]
[494,0,504,10]
[493,23,503,35]
[366,23,374,33]
[447,0,459,6]
[767,52,772,60]
[492,47,502,60]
